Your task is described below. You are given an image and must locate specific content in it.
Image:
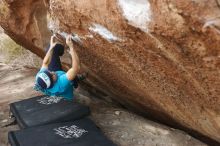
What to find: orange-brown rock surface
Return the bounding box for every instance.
[0,0,220,143]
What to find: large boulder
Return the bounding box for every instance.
[0,0,49,58]
[0,0,220,143]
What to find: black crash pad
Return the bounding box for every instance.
[10,95,90,128]
[8,118,116,146]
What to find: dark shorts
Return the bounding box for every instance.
[46,44,64,72]
[46,44,78,88]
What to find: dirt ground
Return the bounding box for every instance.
[0,62,207,146]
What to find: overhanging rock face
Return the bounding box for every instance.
[1,0,220,143]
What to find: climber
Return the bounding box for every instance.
[34,34,85,100]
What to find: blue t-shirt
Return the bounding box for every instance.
[35,68,74,100]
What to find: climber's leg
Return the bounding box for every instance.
[71,72,88,89]
[45,44,64,71]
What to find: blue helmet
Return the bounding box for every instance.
[36,70,53,89]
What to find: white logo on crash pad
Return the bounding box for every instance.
[37,96,63,105]
[54,125,88,138]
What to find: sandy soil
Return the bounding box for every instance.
[0,62,207,146]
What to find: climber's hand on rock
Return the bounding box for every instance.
[50,35,57,48]
[66,35,74,49]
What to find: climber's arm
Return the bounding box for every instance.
[65,35,80,81]
[41,35,57,69]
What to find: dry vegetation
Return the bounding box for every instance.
[0,32,42,68]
